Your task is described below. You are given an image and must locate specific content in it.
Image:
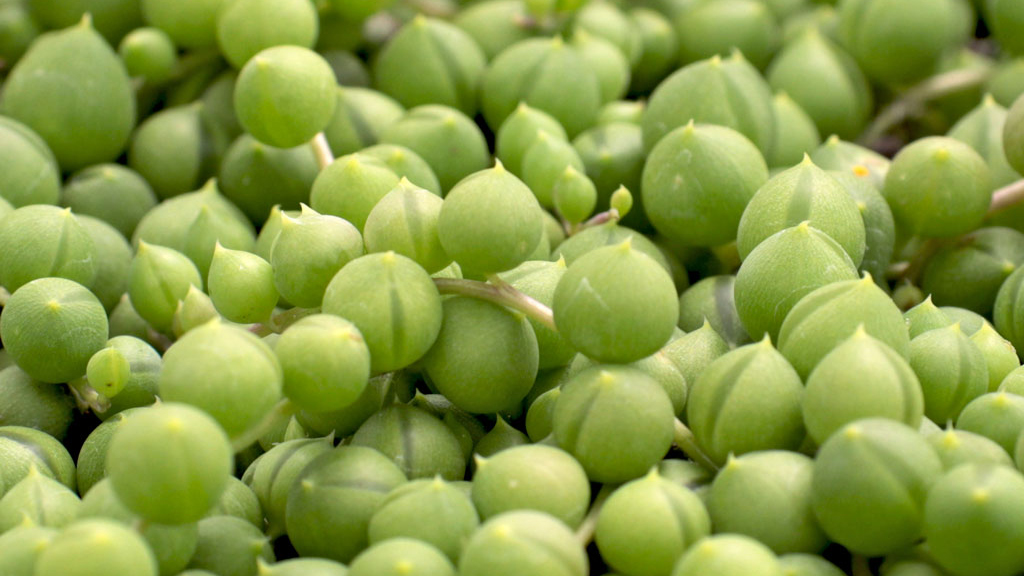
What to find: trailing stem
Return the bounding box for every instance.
[311,132,334,171]
[434,277,557,332]
[859,68,992,147]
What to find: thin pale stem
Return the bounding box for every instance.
[0,287,9,307]
[673,418,719,473]
[572,208,620,235]
[433,278,557,332]
[988,178,1024,215]
[231,399,296,452]
[311,132,334,171]
[68,378,110,415]
[859,68,992,146]
[575,483,616,546]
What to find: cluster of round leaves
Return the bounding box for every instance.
[3,0,1024,575]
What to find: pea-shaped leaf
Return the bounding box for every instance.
[323,87,404,157]
[811,135,890,189]
[269,204,363,308]
[34,519,158,576]
[554,240,678,363]
[741,157,865,262]
[734,222,859,341]
[810,418,943,556]
[909,323,989,424]
[472,444,589,528]
[133,180,256,280]
[437,163,543,275]
[629,8,678,93]
[234,46,337,148]
[837,0,961,85]
[803,329,923,445]
[368,477,479,563]
[709,451,826,554]
[1,17,135,171]
[903,296,953,339]
[687,338,805,465]
[218,134,319,224]
[0,119,60,207]
[0,277,108,384]
[778,275,909,378]
[348,538,455,576]
[352,404,465,481]
[922,227,1024,315]
[0,466,81,531]
[309,152,401,231]
[361,144,443,196]
[451,0,534,61]
[970,323,1020,392]
[119,26,176,83]
[595,469,710,576]
[380,104,490,193]
[159,320,282,438]
[677,276,751,348]
[949,95,1022,189]
[459,510,588,576]
[924,464,1024,576]
[956,392,1024,454]
[420,296,537,414]
[642,122,769,247]
[323,252,443,373]
[767,30,872,140]
[374,16,486,115]
[829,169,896,282]
[768,93,822,169]
[0,525,57,576]
[364,180,450,274]
[926,428,1015,471]
[473,416,529,458]
[78,478,199,576]
[521,131,586,209]
[0,206,98,294]
[643,52,775,155]
[128,241,202,333]
[62,164,157,239]
[128,104,224,201]
[285,446,407,562]
[106,403,232,525]
[274,314,370,413]
[244,436,332,538]
[207,244,277,324]
[994,265,1024,354]
[553,365,674,483]
[884,136,992,238]
[661,320,731,387]
[671,534,783,576]
[496,103,568,176]
[0,366,74,439]
[216,0,318,69]
[480,37,601,138]
[552,220,670,270]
